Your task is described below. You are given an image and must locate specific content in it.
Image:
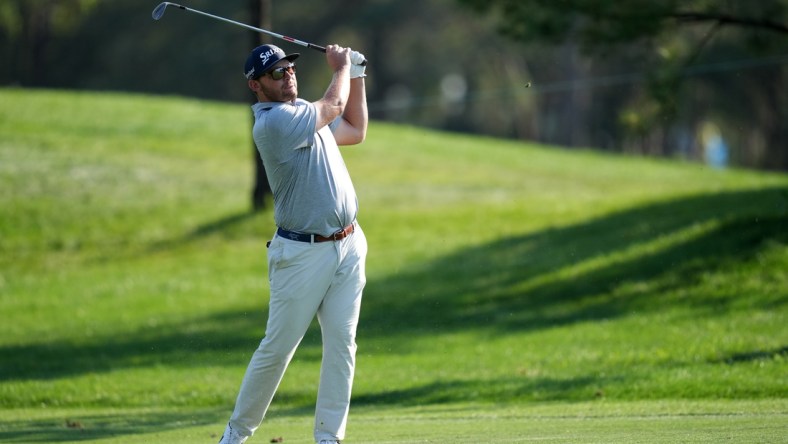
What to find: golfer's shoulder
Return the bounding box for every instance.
[258,99,312,116]
[254,100,314,140]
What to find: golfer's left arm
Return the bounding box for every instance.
[334,52,368,146]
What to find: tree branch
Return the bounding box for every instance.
[670,12,788,34]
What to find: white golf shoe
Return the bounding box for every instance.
[218,423,248,444]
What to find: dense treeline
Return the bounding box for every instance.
[2,0,786,170]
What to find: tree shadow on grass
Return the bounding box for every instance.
[715,345,788,364]
[0,408,226,443]
[351,375,614,406]
[0,305,330,382]
[0,309,265,381]
[146,209,271,253]
[360,187,788,336]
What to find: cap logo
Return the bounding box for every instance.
[259,48,281,66]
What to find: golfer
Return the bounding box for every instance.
[219,43,368,444]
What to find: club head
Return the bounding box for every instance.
[151,2,170,20]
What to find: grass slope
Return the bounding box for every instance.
[0,88,786,442]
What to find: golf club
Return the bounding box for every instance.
[152,2,367,66]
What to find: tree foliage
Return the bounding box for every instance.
[458,0,788,46]
[459,0,788,169]
[0,0,98,85]
[1,0,785,170]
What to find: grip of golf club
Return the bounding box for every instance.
[309,43,327,53]
[309,43,368,66]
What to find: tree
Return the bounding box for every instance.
[0,0,98,86]
[458,0,788,169]
[457,0,787,44]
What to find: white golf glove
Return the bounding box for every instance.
[349,50,367,79]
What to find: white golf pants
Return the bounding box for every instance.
[229,225,367,443]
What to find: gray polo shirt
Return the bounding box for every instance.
[252,99,358,236]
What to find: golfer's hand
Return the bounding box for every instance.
[326,44,351,73]
[349,50,367,78]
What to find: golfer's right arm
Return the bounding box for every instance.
[315,45,351,130]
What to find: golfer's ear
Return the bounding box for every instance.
[248,79,260,92]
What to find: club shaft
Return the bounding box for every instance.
[170,3,325,53]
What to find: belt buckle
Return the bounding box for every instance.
[332,224,351,241]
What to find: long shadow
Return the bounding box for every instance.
[0,306,326,382]
[0,309,257,381]
[715,345,788,364]
[147,210,267,252]
[360,187,788,336]
[351,374,611,406]
[0,408,226,443]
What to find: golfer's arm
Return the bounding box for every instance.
[334,78,368,146]
[315,66,351,131]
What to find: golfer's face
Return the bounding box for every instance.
[260,60,297,102]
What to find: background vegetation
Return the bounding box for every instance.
[1,0,786,170]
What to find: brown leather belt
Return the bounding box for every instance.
[277,223,355,243]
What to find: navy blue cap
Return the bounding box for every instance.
[244,44,299,80]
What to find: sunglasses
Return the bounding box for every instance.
[266,63,296,80]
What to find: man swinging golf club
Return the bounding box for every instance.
[218,43,368,444]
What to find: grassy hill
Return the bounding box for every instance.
[0,88,786,442]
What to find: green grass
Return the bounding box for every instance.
[0,87,786,442]
[2,401,786,443]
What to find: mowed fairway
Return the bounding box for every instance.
[0,88,786,443]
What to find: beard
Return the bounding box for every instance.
[262,79,297,103]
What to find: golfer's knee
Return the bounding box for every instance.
[257,337,299,361]
[323,335,357,356]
